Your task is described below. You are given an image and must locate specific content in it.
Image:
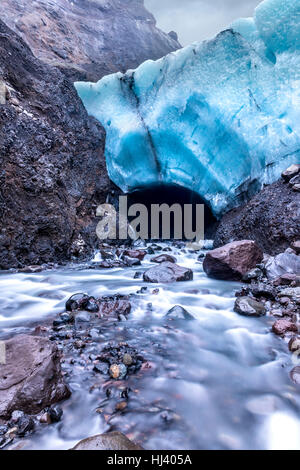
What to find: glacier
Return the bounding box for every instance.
[75,0,300,217]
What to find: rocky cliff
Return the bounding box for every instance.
[0,0,181,81]
[0,19,114,269]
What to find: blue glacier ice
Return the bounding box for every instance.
[75,0,300,217]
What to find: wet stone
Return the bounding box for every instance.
[251,283,277,300]
[290,366,300,385]
[109,364,127,380]
[234,296,266,317]
[242,268,264,282]
[17,415,34,436]
[143,262,193,283]
[165,305,195,321]
[151,254,177,264]
[48,405,63,423]
[288,336,300,353]
[272,319,298,336]
[122,354,133,366]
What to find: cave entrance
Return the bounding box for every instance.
[127,183,217,242]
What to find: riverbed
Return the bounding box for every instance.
[0,243,299,450]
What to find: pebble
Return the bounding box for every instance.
[123,354,133,366]
[109,364,127,380]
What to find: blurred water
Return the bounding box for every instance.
[0,243,299,450]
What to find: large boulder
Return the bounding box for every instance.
[0,335,70,420]
[203,240,263,281]
[215,178,300,256]
[0,0,181,82]
[71,432,143,451]
[143,262,193,283]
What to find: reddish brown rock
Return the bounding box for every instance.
[0,335,70,420]
[151,254,177,264]
[272,320,298,336]
[98,297,131,317]
[143,262,193,283]
[273,273,300,287]
[203,240,263,281]
[123,250,147,261]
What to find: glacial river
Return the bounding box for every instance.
[0,244,300,450]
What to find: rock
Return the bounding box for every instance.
[93,363,109,375]
[48,405,63,423]
[143,262,193,283]
[0,335,70,419]
[0,426,8,436]
[75,311,91,324]
[39,413,51,425]
[203,240,263,281]
[122,256,141,267]
[278,287,300,300]
[100,249,115,260]
[151,254,177,264]
[16,415,34,436]
[71,431,143,450]
[98,296,131,317]
[289,174,300,187]
[293,184,300,192]
[165,305,195,321]
[288,337,300,353]
[0,1,180,82]
[290,367,300,385]
[123,354,133,366]
[282,164,300,181]
[291,241,300,255]
[272,320,298,336]
[109,364,127,380]
[214,179,300,256]
[234,297,266,317]
[122,250,147,261]
[265,253,300,280]
[273,274,300,287]
[18,265,43,273]
[0,20,117,270]
[242,268,264,282]
[66,293,89,312]
[251,283,277,300]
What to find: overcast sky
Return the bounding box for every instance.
[145,0,261,46]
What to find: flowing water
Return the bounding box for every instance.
[0,243,300,450]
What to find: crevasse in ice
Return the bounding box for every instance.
[75,0,300,217]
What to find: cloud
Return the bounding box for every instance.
[145,0,261,45]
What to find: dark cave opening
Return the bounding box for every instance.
[127,184,217,241]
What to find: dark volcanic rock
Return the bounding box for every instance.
[234,296,266,317]
[0,335,70,420]
[71,431,143,450]
[0,20,115,269]
[0,0,181,82]
[214,178,300,256]
[143,262,193,283]
[203,240,263,281]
